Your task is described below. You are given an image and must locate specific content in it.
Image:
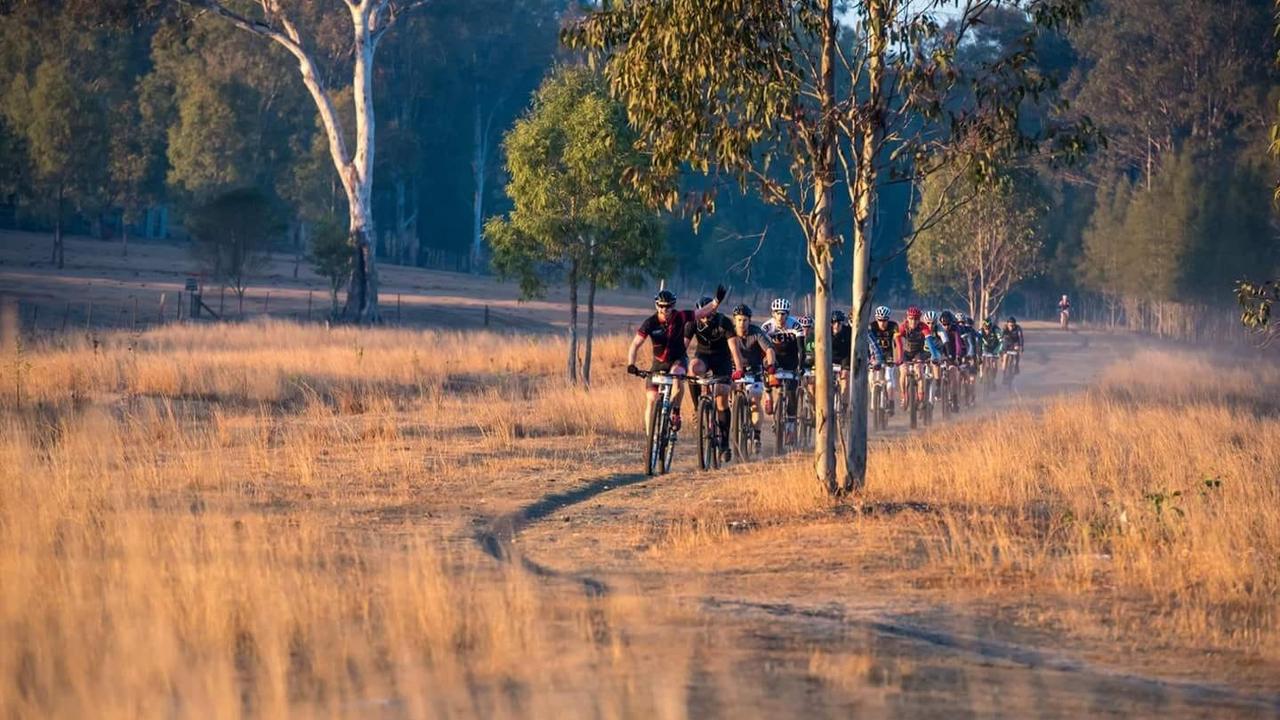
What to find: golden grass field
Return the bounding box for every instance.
[2,315,1279,717]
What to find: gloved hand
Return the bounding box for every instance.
[626,364,639,376]
[715,284,727,304]
[731,369,744,381]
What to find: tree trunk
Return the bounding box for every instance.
[811,0,838,494]
[842,0,886,494]
[53,183,65,270]
[470,92,488,274]
[584,271,598,388]
[567,261,580,384]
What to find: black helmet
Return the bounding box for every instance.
[1006,316,1016,323]
[939,310,955,324]
[695,295,715,310]
[830,310,847,324]
[732,303,752,318]
[654,289,677,307]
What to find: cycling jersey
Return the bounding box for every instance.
[686,313,736,376]
[866,320,897,365]
[832,324,853,367]
[894,319,933,363]
[1001,324,1024,350]
[685,313,735,357]
[761,316,804,372]
[978,329,1002,355]
[637,309,696,364]
[935,322,967,361]
[736,324,772,371]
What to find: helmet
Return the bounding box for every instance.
[654,289,677,307]
[957,312,970,324]
[873,305,891,321]
[1006,316,1017,324]
[695,295,715,310]
[939,310,955,325]
[797,315,813,329]
[982,317,994,328]
[831,310,848,324]
[906,305,922,319]
[923,310,939,324]
[1061,294,1069,300]
[732,303,752,318]
[771,298,791,313]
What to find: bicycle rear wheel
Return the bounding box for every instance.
[906,375,918,430]
[872,383,886,431]
[731,393,752,462]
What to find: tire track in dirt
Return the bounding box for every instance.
[472,327,1280,713]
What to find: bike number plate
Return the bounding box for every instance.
[651,374,678,386]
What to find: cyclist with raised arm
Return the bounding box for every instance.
[894,306,933,409]
[731,304,776,448]
[685,296,746,461]
[866,306,897,413]
[1000,316,1025,377]
[626,285,726,437]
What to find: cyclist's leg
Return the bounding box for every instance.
[688,356,708,403]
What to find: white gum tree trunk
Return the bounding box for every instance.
[182,0,427,322]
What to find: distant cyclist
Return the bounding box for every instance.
[1000,316,1024,376]
[1058,294,1071,330]
[761,298,805,442]
[626,285,727,436]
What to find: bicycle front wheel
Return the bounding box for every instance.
[697,396,716,471]
[645,399,662,476]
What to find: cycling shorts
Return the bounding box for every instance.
[900,349,929,363]
[692,351,733,378]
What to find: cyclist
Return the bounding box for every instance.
[626,285,727,437]
[798,315,815,370]
[831,310,853,369]
[685,296,746,461]
[866,305,897,413]
[956,312,981,379]
[893,306,933,409]
[1058,294,1071,329]
[1000,316,1024,376]
[935,310,967,362]
[761,298,805,443]
[730,304,776,448]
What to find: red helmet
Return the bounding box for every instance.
[906,305,922,319]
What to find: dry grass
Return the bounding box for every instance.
[662,350,1280,660]
[0,321,683,718]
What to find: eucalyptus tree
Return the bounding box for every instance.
[570,0,1096,493]
[178,0,433,323]
[486,65,665,385]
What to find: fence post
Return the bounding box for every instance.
[484,304,490,327]
[132,296,138,330]
[85,301,93,330]
[397,293,402,325]
[158,293,167,324]
[307,291,313,323]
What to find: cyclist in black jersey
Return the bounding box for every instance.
[686,296,745,459]
[627,285,726,436]
[731,304,776,443]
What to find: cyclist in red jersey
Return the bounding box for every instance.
[627,285,727,434]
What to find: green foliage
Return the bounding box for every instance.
[308,217,354,313]
[909,168,1048,317]
[186,187,286,298]
[486,65,666,299]
[1080,149,1278,304]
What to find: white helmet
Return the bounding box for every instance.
[873,305,891,321]
[923,310,940,324]
[771,298,791,313]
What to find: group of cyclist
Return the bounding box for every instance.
[626,286,1032,460]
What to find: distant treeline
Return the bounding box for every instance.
[0,0,1276,313]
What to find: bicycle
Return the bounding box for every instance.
[868,362,893,432]
[1002,348,1021,391]
[939,359,962,417]
[632,369,680,475]
[799,368,816,449]
[980,352,999,397]
[769,369,800,454]
[692,374,731,470]
[902,360,928,430]
[833,363,850,439]
[961,357,977,408]
[1059,307,1070,331]
[730,373,763,462]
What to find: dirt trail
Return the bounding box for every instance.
[474,325,1280,717]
